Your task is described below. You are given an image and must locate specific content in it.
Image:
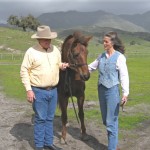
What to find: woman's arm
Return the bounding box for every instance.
[88,54,101,73]
[117,54,129,104]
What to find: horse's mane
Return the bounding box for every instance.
[61,35,73,52]
[61,31,88,52]
[73,31,88,47]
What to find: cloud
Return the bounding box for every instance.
[1,0,150,1]
[0,0,150,23]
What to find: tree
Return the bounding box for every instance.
[7,14,40,31]
[26,14,40,31]
[19,16,28,31]
[7,15,20,26]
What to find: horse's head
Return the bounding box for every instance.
[62,31,92,81]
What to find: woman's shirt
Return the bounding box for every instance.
[88,52,129,96]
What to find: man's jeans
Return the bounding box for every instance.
[98,84,120,150]
[32,87,57,148]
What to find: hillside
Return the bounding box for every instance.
[120,11,150,32]
[58,26,150,43]
[37,10,147,32]
[1,26,150,53]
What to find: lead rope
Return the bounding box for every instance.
[67,70,80,124]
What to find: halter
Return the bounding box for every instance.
[69,63,88,68]
[67,40,88,69]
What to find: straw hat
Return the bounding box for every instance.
[31,25,57,39]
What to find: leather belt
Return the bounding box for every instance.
[32,86,56,91]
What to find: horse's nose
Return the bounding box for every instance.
[80,74,90,81]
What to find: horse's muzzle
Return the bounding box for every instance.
[80,74,90,81]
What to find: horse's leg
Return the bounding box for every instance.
[59,96,68,144]
[77,95,87,138]
[77,95,90,141]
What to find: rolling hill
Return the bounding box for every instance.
[119,11,150,32]
[37,10,148,32]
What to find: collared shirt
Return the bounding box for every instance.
[88,52,129,96]
[20,43,62,91]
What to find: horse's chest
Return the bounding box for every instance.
[71,80,85,94]
[75,73,81,80]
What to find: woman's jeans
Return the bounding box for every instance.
[98,84,120,150]
[32,87,57,148]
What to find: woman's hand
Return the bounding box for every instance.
[120,95,128,112]
[121,95,128,106]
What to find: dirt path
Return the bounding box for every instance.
[0,90,150,150]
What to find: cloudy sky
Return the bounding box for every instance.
[0,0,150,23]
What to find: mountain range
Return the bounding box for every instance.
[37,10,150,33]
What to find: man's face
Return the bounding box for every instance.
[38,39,51,49]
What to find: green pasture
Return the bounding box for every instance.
[0,27,150,131]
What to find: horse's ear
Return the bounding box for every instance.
[85,36,93,42]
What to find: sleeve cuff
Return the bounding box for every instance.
[25,85,32,91]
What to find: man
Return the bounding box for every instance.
[20,25,69,150]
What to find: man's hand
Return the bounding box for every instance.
[60,62,69,70]
[27,90,36,103]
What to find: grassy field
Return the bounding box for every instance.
[0,27,150,130]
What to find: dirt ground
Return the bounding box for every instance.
[0,89,150,150]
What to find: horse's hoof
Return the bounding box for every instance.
[60,137,67,144]
[81,133,90,141]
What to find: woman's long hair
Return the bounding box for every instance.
[104,31,125,54]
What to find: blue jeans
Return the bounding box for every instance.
[98,84,120,150]
[32,87,57,148]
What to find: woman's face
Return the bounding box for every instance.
[103,36,113,51]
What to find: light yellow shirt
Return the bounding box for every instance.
[20,43,62,91]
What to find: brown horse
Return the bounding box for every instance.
[57,31,92,143]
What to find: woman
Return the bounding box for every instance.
[88,31,129,150]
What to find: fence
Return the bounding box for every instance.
[0,51,150,67]
[0,53,24,65]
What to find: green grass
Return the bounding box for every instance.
[0,27,34,51]
[119,113,150,129]
[0,27,61,52]
[0,27,150,130]
[127,57,150,105]
[0,64,26,100]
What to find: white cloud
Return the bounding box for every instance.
[1,0,150,1]
[0,0,150,23]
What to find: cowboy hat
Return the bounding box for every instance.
[31,25,57,39]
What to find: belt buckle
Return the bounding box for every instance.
[45,86,52,90]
